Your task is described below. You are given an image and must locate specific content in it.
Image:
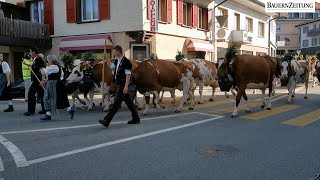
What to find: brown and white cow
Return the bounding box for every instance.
[280,56,310,103]
[133,60,194,115]
[217,47,281,118]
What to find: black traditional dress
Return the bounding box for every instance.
[0,61,12,101]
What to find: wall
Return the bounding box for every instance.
[300,21,320,50]
[143,0,214,41]
[276,19,307,53]
[53,0,144,37]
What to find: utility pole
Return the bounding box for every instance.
[211,0,228,62]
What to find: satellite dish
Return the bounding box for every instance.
[217,29,226,39]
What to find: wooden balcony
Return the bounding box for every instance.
[0,18,52,49]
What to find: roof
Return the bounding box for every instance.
[295,18,320,27]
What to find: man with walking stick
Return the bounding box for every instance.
[24,47,46,116]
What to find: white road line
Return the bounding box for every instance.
[0,112,198,135]
[0,155,4,172]
[28,115,224,165]
[252,86,304,102]
[0,136,29,168]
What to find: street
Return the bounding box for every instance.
[0,85,320,180]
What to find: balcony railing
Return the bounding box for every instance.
[307,28,320,37]
[0,17,50,39]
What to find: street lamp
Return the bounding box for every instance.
[212,0,229,62]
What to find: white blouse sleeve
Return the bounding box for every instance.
[45,65,59,76]
[1,62,11,75]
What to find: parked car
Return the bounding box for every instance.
[11,80,25,99]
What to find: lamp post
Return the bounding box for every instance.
[211,0,228,62]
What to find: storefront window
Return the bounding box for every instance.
[131,44,149,61]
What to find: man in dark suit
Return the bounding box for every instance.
[24,47,46,116]
[99,45,140,128]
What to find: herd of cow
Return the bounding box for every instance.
[63,46,320,118]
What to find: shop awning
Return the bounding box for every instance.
[186,39,214,52]
[60,34,113,51]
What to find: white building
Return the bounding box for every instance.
[214,0,277,60]
[296,18,320,54]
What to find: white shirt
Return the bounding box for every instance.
[45,65,64,80]
[1,61,11,75]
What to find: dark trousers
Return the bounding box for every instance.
[104,85,140,125]
[28,82,44,113]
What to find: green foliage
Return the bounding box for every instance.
[282,53,293,62]
[175,50,185,61]
[150,53,158,60]
[83,51,97,63]
[225,44,236,61]
[316,53,320,61]
[60,52,75,72]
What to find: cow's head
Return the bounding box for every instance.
[279,54,293,86]
[217,58,230,79]
[66,61,91,83]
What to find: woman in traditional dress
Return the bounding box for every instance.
[0,53,14,112]
[40,54,75,121]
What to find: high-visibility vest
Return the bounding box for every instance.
[22,59,32,80]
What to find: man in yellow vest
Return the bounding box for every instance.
[22,52,32,102]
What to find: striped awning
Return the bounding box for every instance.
[60,34,113,51]
[186,39,214,52]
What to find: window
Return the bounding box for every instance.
[242,50,253,55]
[198,8,202,29]
[81,0,99,21]
[303,26,309,34]
[314,13,319,19]
[182,2,192,26]
[258,22,265,37]
[234,13,240,30]
[276,24,281,31]
[30,1,44,24]
[158,0,167,22]
[217,8,228,28]
[314,24,317,30]
[305,13,313,19]
[245,17,253,32]
[198,7,208,30]
[276,36,280,41]
[131,44,149,61]
[285,38,290,45]
[293,13,300,18]
[312,38,318,46]
[303,40,309,47]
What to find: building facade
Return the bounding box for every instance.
[276,10,320,56]
[214,0,276,60]
[296,18,320,55]
[0,0,51,81]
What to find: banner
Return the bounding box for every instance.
[265,0,315,13]
[148,0,158,32]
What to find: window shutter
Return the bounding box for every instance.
[66,0,76,23]
[177,0,183,25]
[203,8,208,30]
[147,0,150,20]
[192,4,197,28]
[207,8,212,30]
[16,1,25,7]
[167,0,172,23]
[44,0,54,34]
[99,0,110,20]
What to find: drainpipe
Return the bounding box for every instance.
[212,0,228,62]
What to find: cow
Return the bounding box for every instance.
[280,54,310,103]
[133,60,194,115]
[306,55,318,87]
[217,45,281,118]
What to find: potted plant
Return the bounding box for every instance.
[175,50,185,61]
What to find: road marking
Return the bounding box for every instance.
[27,115,224,165]
[209,86,304,115]
[282,109,320,127]
[0,136,28,167]
[192,99,234,110]
[0,112,198,135]
[240,105,300,120]
[0,155,4,172]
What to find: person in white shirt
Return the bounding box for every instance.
[40,55,74,121]
[0,53,14,112]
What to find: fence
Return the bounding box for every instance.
[0,17,50,39]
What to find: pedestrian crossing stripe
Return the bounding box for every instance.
[187,99,234,110]
[208,93,285,115]
[240,105,300,120]
[282,110,320,127]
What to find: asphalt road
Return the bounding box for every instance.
[0,84,320,180]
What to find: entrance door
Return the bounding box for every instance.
[13,52,24,81]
